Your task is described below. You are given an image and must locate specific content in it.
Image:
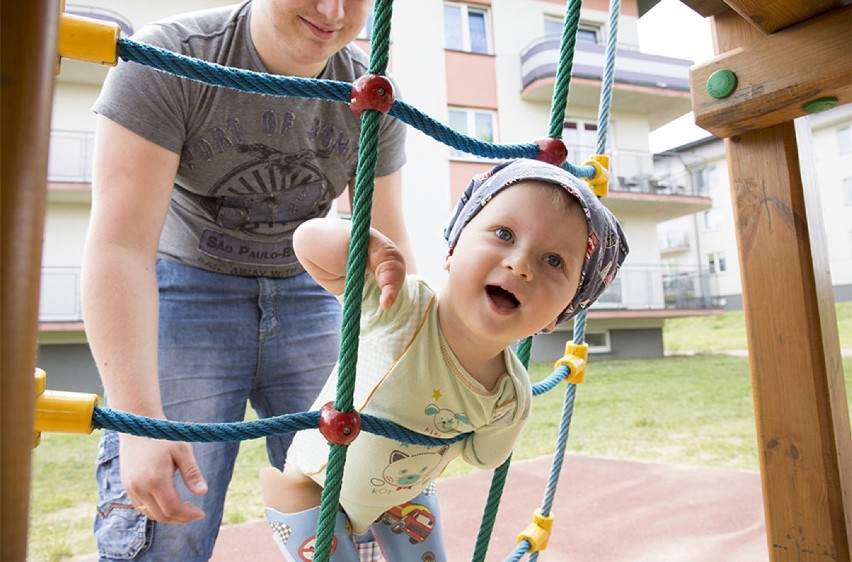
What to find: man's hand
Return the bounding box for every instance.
[120,435,208,523]
[368,229,406,310]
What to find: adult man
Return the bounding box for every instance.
[83,1,412,559]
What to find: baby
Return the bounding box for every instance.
[260,158,629,561]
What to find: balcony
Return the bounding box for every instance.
[563,144,712,221]
[39,263,723,331]
[659,230,691,255]
[590,264,724,315]
[519,38,693,129]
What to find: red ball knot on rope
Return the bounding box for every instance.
[349,74,395,116]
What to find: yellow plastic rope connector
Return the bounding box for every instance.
[583,154,610,197]
[554,340,589,384]
[58,13,120,67]
[517,508,555,552]
[33,368,99,448]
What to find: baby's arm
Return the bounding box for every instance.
[293,217,407,310]
[462,417,528,470]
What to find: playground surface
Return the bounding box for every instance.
[210,453,769,562]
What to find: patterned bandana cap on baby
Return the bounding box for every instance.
[444,159,630,325]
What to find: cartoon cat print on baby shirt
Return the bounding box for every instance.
[371,446,449,491]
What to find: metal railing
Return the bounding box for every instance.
[38,263,723,325]
[592,263,723,311]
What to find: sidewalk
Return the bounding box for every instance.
[211,453,769,561]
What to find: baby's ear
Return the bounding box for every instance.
[443,255,452,271]
[544,318,558,333]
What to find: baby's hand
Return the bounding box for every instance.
[368,230,406,310]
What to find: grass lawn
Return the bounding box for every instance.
[27,303,852,560]
[664,301,852,352]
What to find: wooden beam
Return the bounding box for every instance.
[691,4,852,139]
[0,0,60,560]
[679,0,730,18]
[679,1,847,32]
[718,0,846,33]
[713,8,852,562]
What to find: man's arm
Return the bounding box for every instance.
[82,115,207,523]
[370,170,417,273]
[293,217,406,310]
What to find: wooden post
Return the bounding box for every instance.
[710,8,852,561]
[0,0,60,559]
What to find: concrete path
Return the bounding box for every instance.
[211,453,769,561]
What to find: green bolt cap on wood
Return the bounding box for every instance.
[803,96,839,114]
[706,69,737,99]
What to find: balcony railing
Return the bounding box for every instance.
[520,37,692,94]
[40,266,83,322]
[566,145,707,197]
[48,130,95,183]
[38,263,723,326]
[591,264,723,311]
[659,231,690,253]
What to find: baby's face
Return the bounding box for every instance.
[445,181,588,341]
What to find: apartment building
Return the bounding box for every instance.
[656,102,852,310]
[40,0,715,392]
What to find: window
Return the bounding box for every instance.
[707,252,727,274]
[357,12,373,40]
[562,121,598,166]
[692,165,716,196]
[544,17,599,43]
[444,3,490,54]
[448,107,496,159]
[838,126,852,154]
[844,177,852,205]
[585,330,611,354]
[703,208,723,231]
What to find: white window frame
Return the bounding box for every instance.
[561,119,601,167]
[585,330,612,354]
[702,208,723,231]
[843,177,852,205]
[444,2,492,54]
[838,126,852,154]
[544,16,600,43]
[706,251,728,275]
[447,107,497,160]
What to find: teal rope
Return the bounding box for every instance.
[596,0,621,155]
[520,1,624,559]
[92,408,468,446]
[313,1,394,559]
[117,37,603,176]
[78,0,622,557]
[473,5,584,559]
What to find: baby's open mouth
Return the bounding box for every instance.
[486,285,520,310]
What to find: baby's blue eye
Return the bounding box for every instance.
[545,254,563,268]
[495,228,513,241]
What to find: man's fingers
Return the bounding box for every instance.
[174,446,209,496]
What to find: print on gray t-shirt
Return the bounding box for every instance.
[94,1,406,278]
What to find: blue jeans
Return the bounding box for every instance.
[95,259,341,561]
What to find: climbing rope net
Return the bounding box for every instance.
[50,0,623,559]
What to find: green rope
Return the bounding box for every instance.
[470,9,584,560]
[547,0,583,139]
[312,1,394,560]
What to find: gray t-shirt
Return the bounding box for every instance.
[94,1,406,277]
